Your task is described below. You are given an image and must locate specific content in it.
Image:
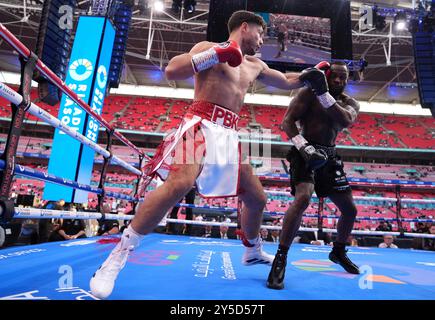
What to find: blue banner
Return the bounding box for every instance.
[43,16,115,203]
[347,177,434,186]
[74,20,115,203]
[259,173,435,186]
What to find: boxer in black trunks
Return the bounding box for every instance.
[267,61,361,290]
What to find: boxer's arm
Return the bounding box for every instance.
[165,41,213,80]
[326,96,360,128]
[283,89,328,169]
[73,230,86,239]
[58,229,70,239]
[257,60,304,90]
[301,69,360,127]
[281,88,311,138]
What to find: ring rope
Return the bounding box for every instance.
[9,208,435,239]
[161,218,435,239]
[0,159,139,202]
[0,81,142,176]
[0,23,145,157]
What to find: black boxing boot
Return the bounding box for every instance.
[329,242,360,274]
[267,252,288,290]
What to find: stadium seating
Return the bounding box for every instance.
[2,92,433,149]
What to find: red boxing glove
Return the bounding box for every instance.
[191,40,243,73]
[315,61,331,78]
[214,40,243,67]
[315,61,330,72]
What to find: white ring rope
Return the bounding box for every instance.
[11,208,435,239]
[0,81,142,176]
[163,218,435,239]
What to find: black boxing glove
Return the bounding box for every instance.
[299,68,336,109]
[291,134,328,170]
[299,68,328,95]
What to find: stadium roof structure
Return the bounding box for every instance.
[0,0,425,106]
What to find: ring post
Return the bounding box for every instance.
[97,128,114,212]
[0,51,38,221]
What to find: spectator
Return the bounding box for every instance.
[18,219,39,245]
[378,235,399,249]
[376,221,392,232]
[270,229,280,243]
[38,199,65,243]
[216,224,236,239]
[49,215,86,242]
[200,223,213,238]
[299,230,332,246]
[118,208,134,234]
[120,220,131,234]
[421,224,435,251]
[259,228,269,242]
[194,215,204,221]
[97,203,120,236]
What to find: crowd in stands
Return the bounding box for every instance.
[8,161,434,224]
[0,92,434,251]
[1,92,433,149]
[348,163,435,182]
[10,198,133,246]
[2,134,434,183]
[3,176,434,251]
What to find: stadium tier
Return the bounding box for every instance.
[1,93,432,149]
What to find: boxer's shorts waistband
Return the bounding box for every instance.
[188,101,239,130]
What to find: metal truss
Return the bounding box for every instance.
[0,0,422,99]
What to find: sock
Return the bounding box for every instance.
[277,244,289,256]
[247,236,260,246]
[119,226,144,250]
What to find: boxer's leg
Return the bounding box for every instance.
[131,163,200,235]
[90,163,200,299]
[238,164,267,239]
[267,182,314,290]
[279,182,315,247]
[90,127,204,299]
[238,164,274,265]
[329,191,357,244]
[328,191,360,274]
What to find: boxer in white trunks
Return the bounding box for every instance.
[90,10,307,299]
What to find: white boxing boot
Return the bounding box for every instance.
[242,236,274,266]
[90,226,143,299]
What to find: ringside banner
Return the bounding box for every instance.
[44,16,115,203]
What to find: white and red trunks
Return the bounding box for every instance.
[141,101,241,198]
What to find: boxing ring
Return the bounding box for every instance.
[0,233,434,300]
[0,22,434,300]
